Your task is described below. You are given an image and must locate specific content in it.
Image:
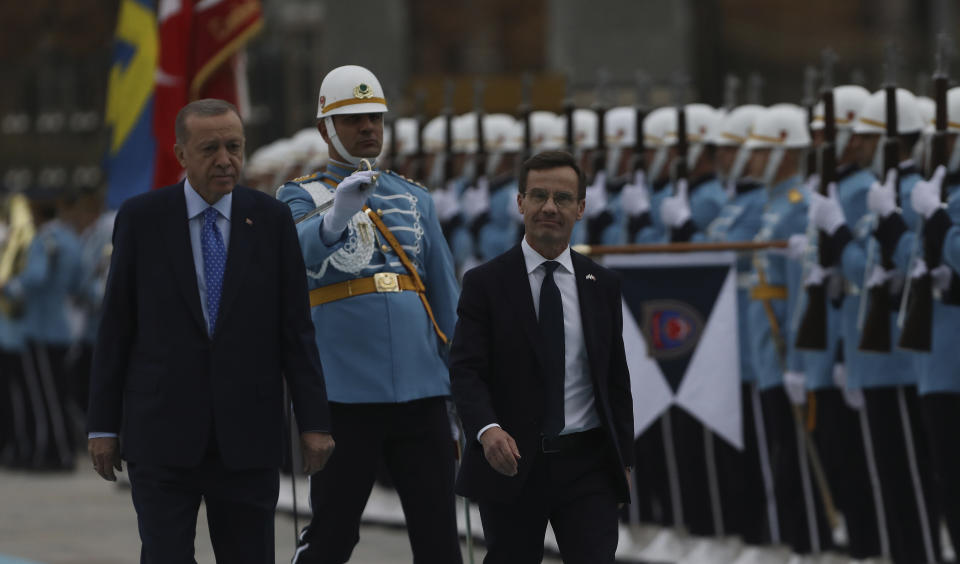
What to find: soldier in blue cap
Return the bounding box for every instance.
[278,64,462,564]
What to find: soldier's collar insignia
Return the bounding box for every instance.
[353,83,374,99]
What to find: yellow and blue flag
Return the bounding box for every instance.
[103,0,157,209]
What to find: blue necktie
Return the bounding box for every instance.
[202,207,226,336]
[539,261,565,435]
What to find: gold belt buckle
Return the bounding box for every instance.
[374,272,401,293]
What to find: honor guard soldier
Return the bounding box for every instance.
[743,104,834,556]
[908,85,960,553]
[858,87,941,564]
[631,106,677,243]
[423,115,474,276]
[703,103,771,545]
[804,84,887,561]
[1,186,84,470]
[474,113,524,261]
[277,65,463,564]
[659,104,728,242]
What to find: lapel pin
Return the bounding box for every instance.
[245,218,253,226]
[585,273,596,282]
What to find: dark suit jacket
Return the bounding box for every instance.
[87,183,330,470]
[450,244,634,503]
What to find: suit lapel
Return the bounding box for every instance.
[572,251,600,372]
[501,245,546,371]
[216,187,253,329]
[164,184,207,335]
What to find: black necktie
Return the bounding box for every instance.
[539,261,565,435]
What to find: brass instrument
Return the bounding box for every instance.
[0,193,36,318]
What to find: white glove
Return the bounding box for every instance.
[323,170,378,240]
[461,177,490,222]
[431,181,462,224]
[808,182,846,235]
[621,171,650,217]
[832,364,864,410]
[785,233,809,262]
[804,173,821,196]
[867,169,898,218]
[911,165,946,220]
[660,178,692,228]
[784,371,806,406]
[506,189,524,223]
[584,171,608,219]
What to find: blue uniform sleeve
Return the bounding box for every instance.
[690,182,726,232]
[784,207,807,373]
[4,237,49,300]
[277,183,317,222]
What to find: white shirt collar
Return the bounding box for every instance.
[184,177,233,221]
[521,237,574,275]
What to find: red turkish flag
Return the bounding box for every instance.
[152,0,262,189]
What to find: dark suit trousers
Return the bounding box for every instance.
[478,438,619,564]
[128,441,280,564]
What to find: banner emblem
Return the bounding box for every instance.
[643,300,703,359]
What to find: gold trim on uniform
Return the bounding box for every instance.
[320,96,388,114]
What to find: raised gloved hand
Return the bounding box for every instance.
[911,165,946,220]
[784,371,806,406]
[431,181,461,224]
[660,178,692,228]
[461,177,490,222]
[322,169,378,240]
[832,364,863,410]
[808,182,846,235]
[584,171,609,219]
[867,169,898,218]
[621,171,650,217]
[784,233,809,262]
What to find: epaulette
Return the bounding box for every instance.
[291,171,320,183]
[386,170,429,192]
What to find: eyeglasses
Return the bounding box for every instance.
[523,188,579,208]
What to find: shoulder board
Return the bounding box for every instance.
[291,172,320,183]
[385,170,429,192]
[788,188,803,204]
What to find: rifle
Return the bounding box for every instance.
[631,71,650,175]
[898,34,951,352]
[474,78,487,182]
[518,72,533,165]
[411,89,426,183]
[563,71,576,154]
[591,69,610,181]
[668,76,690,243]
[859,44,901,353]
[723,73,740,112]
[796,51,837,351]
[442,78,455,185]
[802,65,820,181]
[747,72,765,105]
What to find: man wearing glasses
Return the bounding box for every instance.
[450,150,635,563]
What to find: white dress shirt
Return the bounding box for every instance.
[478,238,601,441]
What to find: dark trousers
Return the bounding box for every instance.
[295,397,461,564]
[0,349,19,464]
[759,386,833,554]
[478,438,620,564]
[714,383,768,544]
[632,416,672,525]
[921,392,960,556]
[810,388,881,559]
[128,443,280,564]
[8,343,73,469]
[863,386,941,564]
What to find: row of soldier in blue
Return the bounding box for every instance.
[0,185,114,471]
[413,88,960,563]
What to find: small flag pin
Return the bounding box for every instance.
[245,218,253,226]
[585,274,596,281]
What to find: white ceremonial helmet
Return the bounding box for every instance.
[528,111,565,152]
[852,88,924,135]
[316,65,388,166]
[916,96,936,129]
[483,113,522,176]
[422,116,447,154]
[643,106,678,182]
[740,104,810,185]
[559,108,599,151]
[663,103,721,174]
[939,87,960,173]
[393,117,419,157]
[810,85,871,158]
[711,104,764,147]
[452,112,479,154]
[603,106,637,177]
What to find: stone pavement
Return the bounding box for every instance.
[0,466,564,564]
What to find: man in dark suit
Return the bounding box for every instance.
[86,99,334,563]
[451,150,635,563]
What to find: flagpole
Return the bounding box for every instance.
[574,240,788,256]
